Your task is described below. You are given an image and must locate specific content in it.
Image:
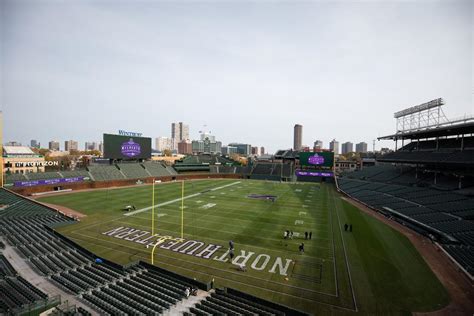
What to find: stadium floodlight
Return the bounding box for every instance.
[394,98,444,118]
[393,98,448,133]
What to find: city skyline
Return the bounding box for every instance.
[2,1,472,153]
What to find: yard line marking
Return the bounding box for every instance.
[124,181,241,216]
[332,188,358,312]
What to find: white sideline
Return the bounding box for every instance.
[124,181,241,216]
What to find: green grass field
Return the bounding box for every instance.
[37,179,449,315]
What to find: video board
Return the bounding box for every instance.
[103,133,151,159]
[299,152,334,168]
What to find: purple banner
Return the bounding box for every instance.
[295,170,334,177]
[14,176,86,187]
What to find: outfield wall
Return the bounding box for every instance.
[11,173,242,196]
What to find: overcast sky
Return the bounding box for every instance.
[1,0,472,153]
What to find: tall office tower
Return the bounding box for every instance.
[260,146,265,155]
[329,139,340,154]
[171,122,189,141]
[356,142,368,153]
[85,142,99,151]
[49,141,60,151]
[341,142,354,154]
[180,123,189,141]
[293,124,302,150]
[30,140,39,148]
[155,137,174,151]
[313,140,323,151]
[65,140,78,152]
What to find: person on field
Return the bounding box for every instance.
[238,263,247,272]
[229,240,234,250]
[290,231,294,239]
[299,243,305,253]
[229,249,234,261]
[344,223,348,231]
[284,231,288,239]
[305,232,308,240]
[309,231,312,239]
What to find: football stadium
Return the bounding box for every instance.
[1,96,474,315]
[1,1,473,315]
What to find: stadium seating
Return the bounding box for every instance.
[378,137,474,164]
[59,170,91,179]
[443,245,474,275]
[142,162,177,177]
[87,165,126,181]
[25,171,62,180]
[0,249,52,315]
[190,288,307,316]
[117,162,150,179]
[338,164,474,278]
[4,173,27,184]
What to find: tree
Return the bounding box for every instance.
[163,149,172,157]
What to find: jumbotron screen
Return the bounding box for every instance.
[103,133,151,159]
[299,152,334,167]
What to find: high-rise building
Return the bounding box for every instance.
[228,143,252,156]
[329,139,339,154]
[49,141,60,151]
[181,123,189,141]
[85,142,99,151]
[293,124,302,151]
[356,142,368,153]
[30,140,40,148]
[171,122,189,142]
[99,142,104,153]
[156,137,174,151]
[251,146,259,155]
[177,140,192,154]
[341,142,354,154]
[260,147,265,155]
[313,140,323,151]
[65,140,78,152]
[222,146,238,156]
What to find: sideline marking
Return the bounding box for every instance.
[124,181,241,216]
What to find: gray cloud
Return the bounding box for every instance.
[1,0,472,152]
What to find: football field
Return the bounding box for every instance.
[37,179,448,315]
